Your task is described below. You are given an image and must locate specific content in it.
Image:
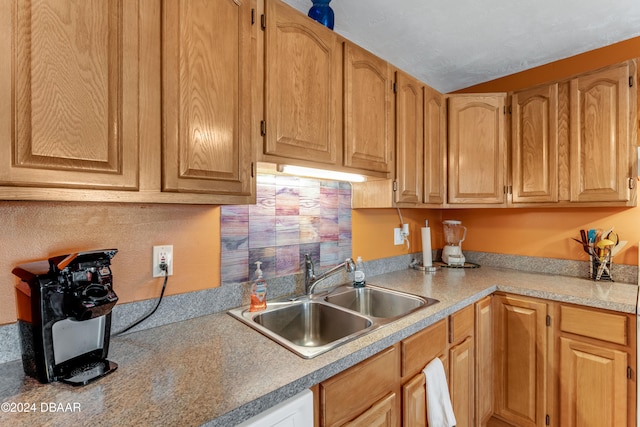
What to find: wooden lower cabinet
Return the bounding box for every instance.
[492,294,549,427]
[402,373,427,427]
[345,393,398,427]
[491,294,636,427]
[316,295,636,427]
[559,338,627,427]
[318,344,401,426]
[557,304,636,427]
[450,337,474,427]
[475,296,493,426]
[401,318,448,426]
[449,305,475,427]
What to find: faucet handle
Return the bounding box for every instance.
[345,258,355,272]
[304,253,313,267]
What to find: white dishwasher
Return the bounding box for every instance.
[236,389,313,427]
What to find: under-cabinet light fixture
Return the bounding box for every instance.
[278,165,367,183]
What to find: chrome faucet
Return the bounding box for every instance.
[304,253,355,295]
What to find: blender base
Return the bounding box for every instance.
[434,260,480,269]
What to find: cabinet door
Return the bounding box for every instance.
[448,94,507,205]
[511,84,559,203]
[402,374,426,427]
[0,0,142,190]
[569,60,636,202]
[320,345,400,426]
[395,70,424,204]
[450,336,474,427]
[493,295,548,427]
[423,85,447,205]
[401,318,447,380]
[343,42,393,175]
[264,0,341,165]
[162,0,253,196]
[345,393,398,427]
[475,296,493,427]
[559,337,627,427]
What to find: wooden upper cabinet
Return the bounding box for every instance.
[263,0,341,165]
[394,70,424,205]
[569,60,636,203]
[423,85,447,205]
[343,42,393,176]
[0,0,142,190]
[162,0,253,196]
[447,94,507,205]
[511,83,559,203]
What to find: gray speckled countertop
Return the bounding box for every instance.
[0,266,636,427]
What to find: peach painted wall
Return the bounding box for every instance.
[0,202,220,325]
[353,36,640,269]
[351,209,444,261]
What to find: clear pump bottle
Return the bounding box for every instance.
[353,256,366,288]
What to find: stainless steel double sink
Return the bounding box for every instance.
[228,284,439,358]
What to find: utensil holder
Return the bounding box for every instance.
[590,255,613,281]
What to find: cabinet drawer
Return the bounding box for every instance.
[449,304,474,344]
[401,319,447,378]
[559,304,628,346]
[320,344,400,426]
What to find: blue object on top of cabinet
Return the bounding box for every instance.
[308,0,334,29]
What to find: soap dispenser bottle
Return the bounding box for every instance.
[353,256,366,288]
[249,261,267,312]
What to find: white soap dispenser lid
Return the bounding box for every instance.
[254,261,263,278]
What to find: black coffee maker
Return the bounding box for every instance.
[13,249,119,386]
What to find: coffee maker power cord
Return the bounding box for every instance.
[113,264,169,336]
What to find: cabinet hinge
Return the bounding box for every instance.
[251,8,255,25]
[392,180,398,192]
[503,185,512,195]
[546,314,551,327]
[508,105,512,114]
[630,76,634,87]
[546,414,550,426]
[628,366,633,379]
[260,14,266,31]
[392,82,398,93]
[251,162,254,178]
[260,120,266,136]
[629,177,636,190]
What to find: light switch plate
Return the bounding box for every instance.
[394,228,403,245]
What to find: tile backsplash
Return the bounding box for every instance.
[220,175,352,284]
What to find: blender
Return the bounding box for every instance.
[442,220,467,266]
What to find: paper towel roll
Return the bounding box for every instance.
[422,227,432,267]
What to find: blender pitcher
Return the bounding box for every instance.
[442,220,467,266]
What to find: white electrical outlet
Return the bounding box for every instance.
[153,245,173,277]
[394,228,403,245]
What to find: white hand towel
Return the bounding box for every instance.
[423,357,456,427]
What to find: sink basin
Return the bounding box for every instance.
[254,301,372,347]
[324,284,438,319]
[229,300,374,358]
[228,284,439,358]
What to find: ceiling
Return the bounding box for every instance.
[281,0,640,93]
